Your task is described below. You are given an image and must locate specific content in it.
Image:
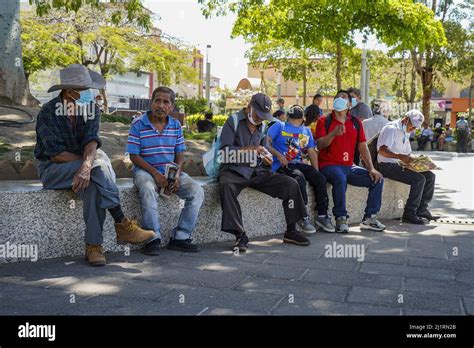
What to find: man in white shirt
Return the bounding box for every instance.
[377,110,439,225]
[362,99,390,143]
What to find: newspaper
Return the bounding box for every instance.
[400,155,442,172]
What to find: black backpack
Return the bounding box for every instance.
[364,135,380,170]
[324,113,361,155]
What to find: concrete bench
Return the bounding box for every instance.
[0,178,409,263]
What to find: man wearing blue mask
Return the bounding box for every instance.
[34,64,155,266]
[377,110,439,224]
[315,90,385,234]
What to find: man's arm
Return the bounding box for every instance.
[358,141,383,183]
[71,141,98,193]
[378,145,415,163]
[50,152,83,163]
[266,135,288,168]
[316,125,344,149]
[130,154,168,188]
[307,147,319,170]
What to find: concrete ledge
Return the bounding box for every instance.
[0,177,409,262]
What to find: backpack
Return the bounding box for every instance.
[203,112,267,179]
[364,135,380,170]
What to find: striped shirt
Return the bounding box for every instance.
[126,112,186,174]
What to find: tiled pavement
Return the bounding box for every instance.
[0,220,472,316]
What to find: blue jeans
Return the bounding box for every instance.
[320,165,383,219]
[133,169,204,240]
[36,149,120,245]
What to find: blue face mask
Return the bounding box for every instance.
[351,98,358,107]
[73,89,94,106]
[333,97,349,112]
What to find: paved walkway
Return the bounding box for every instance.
[0,152,472,315]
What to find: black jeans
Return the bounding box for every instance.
[457,131,469,153]
[277,162,329,216]
[218,168,307,236]
[417,135,430,150]
[379,162,435,214]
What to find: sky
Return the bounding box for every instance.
[144,0,251,90]
[144,0,390,90]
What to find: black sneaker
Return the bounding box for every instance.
[417,209,440,221]
[233,233,249,252]
[283,230,311,246]
[167,238,200,252]
[143,238,161,256]
[402,211,425,225]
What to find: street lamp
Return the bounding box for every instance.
[205,45,211,107]
[360,35,368,104]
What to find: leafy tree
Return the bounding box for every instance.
[0,0,151,106]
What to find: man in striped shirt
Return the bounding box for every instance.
[126,86,204,255]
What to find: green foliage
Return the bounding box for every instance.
[175,98,209,115]
[30,0,152,30]
[185,113,228,129]
[183,131,216,143]
[100,113,132,124]
[20,12,80,79]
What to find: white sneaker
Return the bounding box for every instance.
[360,215,386,231]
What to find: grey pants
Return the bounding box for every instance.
[36,149,121,245]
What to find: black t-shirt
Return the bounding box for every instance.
[197,119,216,132]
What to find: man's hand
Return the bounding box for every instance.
[369,168,383,183]
[72,162,92,193]
[278,153,289,168]
[169,174,180,193]
[399,154,416,163]
[331,124,345,136]
[153,172,168,188]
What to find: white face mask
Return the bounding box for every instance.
[247,107,260,126]
[96,100,104,106]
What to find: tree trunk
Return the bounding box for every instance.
[469,73,473,126]
[0,0,38,106]
[336,42,342,90]
[302,65,307,107]
[410,54,417,104]
[99,88,108,113]
[421,64,434,125]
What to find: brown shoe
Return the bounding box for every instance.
[115,217,155,244]
[85,244,106,266]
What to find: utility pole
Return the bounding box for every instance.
[205,44,211,107]
[360,35,368,104]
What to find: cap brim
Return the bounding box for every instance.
[47,69,106,93]
[254,108,273,121]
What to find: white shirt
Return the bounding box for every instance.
[362,114,389,143]
[377,120,412,164]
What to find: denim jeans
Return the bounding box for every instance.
[320,165,383,219]
[277,162,329,216]
[36,149,120,245]
[133,169,204,240]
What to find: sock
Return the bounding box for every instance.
[287,223,296,232]
[108,205,125,223]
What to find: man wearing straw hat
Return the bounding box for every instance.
[34,64,155,266]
